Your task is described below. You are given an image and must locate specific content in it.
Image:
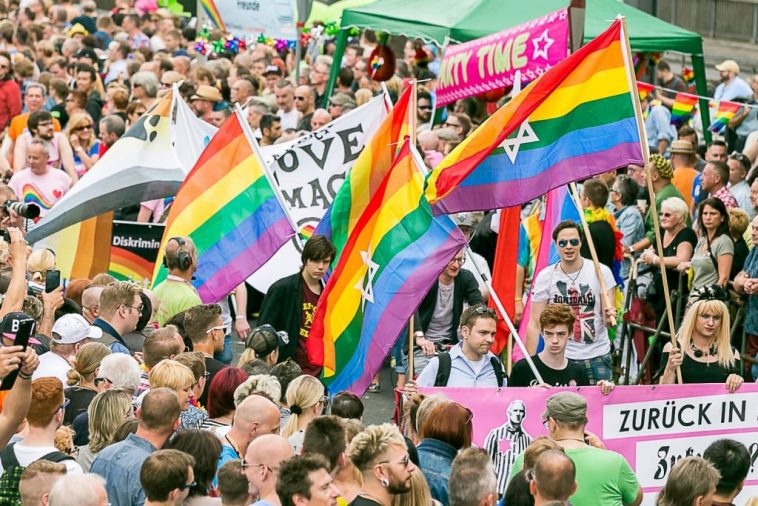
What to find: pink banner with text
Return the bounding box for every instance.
[420,384,758,505]
[435,8,570,108]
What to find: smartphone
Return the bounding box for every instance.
[0,318,35,391]
[45,269,60,293]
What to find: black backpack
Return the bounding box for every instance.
[0,443,74,505]
[433,352,505,387]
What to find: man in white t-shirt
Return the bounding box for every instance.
[8,139,72,219]
[0,377,82,475]
[34,314,103,385]
[275,80,301,131]
[526,220,617,384]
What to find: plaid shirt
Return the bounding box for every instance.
[712,185,738,209]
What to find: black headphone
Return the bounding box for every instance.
[163,237,192,271]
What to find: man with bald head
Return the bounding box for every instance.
[245,434,294,506]
[153,236,202,326]
[530,450,577,506]
[310,109,332,131]
[172,55,190,76]
[218,394,281,472]
[231,78,256,105]
[295,85,315,131]
[81,285,105,324]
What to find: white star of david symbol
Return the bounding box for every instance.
[499,120,540,163]
[532,29,554,60]
[355,246,379,311]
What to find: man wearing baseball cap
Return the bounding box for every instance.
[33,314,102,385]
[509,392,642,506]
[263,65,283,95]
[714,59,753,102]
[243,324,288,367]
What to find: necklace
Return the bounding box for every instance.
[224,434,241,458]
[690,340,718,359]
[556,438,586,443]
[558,260,583,284]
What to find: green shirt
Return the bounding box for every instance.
[153,279,202,326]
[644,182,689,244]
[509,446,640,506]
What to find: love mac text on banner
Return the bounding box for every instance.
[420,384,758,505]
[435,8,570,108]
[109,220,165,286]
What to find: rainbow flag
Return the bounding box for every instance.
[425,20,644,214]
[152,110,295,302]
[670,92,698,126]
[637,81,655,101]
[36,213,113,281]
[199,0,225,32]
[709,100,742,133]
[316,85,412,257]
[308,140,466,394]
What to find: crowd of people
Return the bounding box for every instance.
[0,1,755,505]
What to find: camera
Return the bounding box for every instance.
[3,201,40,220]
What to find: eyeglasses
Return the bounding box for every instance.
[73,124,93,132]
[660,212,673,217]
[418,105,432,111]
[94,377,113,387]
[241,461,277,472]
[378,454,411,468]
[206,325,227,335]
[58,398,71,412]
[178,481,197,491]
[318,395,329,406]
[557,238,580,248]
[124,304,144,314]
[84,304,99,313]
[449,257,465,265]
[294,96,306,101]
[541,416,550,428]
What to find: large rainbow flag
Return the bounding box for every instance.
[308,140,466,394]
[152,110,295,302]
[425,20,644,214]
[315,85,413,257]
[709,100,742,133]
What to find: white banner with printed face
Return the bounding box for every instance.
[248,96,388,291]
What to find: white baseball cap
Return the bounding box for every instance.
[51,314,103,345]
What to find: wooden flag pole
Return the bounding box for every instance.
[408,316,415,380]
[618,17,681,384]
[568,182,616,328]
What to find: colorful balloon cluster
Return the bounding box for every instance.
[194,28,294,56]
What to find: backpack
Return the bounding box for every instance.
[0,443,74,505]
[433,352,505,387]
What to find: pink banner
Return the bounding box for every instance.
[435,8,570,108]
[420,384,758,505]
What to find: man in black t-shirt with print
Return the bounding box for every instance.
[511,303,612,394]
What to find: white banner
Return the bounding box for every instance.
[203,0,298,41]
[248,95,388,291]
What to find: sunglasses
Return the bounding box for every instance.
[557,238,580,248]
[660,212,673,217]
[58,398,71,412]
[73,124,93,132]
[418,106,432,111]
[206,325,228,335]
[178,481,197,491]
[378,453,411,468]
[294,96,306,101]
[94,377,113,387]
[462,306,495,326]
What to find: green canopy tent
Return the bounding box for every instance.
[324,0,710,137]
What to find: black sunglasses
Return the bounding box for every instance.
[557,238,580,248]
[178,481,196,491]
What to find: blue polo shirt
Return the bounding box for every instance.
[416,343,502,387]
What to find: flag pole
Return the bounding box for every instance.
[234,104,304,252]
[618,17,681,383]
[568,182,616,328]
[407,81,417,380]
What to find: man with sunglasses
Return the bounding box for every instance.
[140,449,196,506]
[295,85,315,131]
[183,303,226,407]
[407,304,501,391]
[527,221,617,385]
[92,281,143,355]
[243,434,294,506]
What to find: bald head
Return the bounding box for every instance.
[310,108,332,130]
[246,434,293,466]
[164,236,196,272]
[532,450,576,502]
[81,285,104,308]
[235,394,281,441]
[418,130,440,152]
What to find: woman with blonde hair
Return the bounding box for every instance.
[656,456,719,506]
[660,297,743,392]
[64,342,111,425]
[77,388,134,471]
[237,324,281,369]
[282,375,325,454]
[27,248,55,285]
[65,111,100,175]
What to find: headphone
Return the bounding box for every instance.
[163,237,192,271]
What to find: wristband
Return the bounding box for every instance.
[515,297,522,302]
[17,371,32,380]
[235,316,246,320]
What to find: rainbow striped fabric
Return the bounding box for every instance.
[670,92,698,126]
[199,0,225,32]
[709,101,742,132]
[37,213,113,281]
[316,86,412,256]
[637,82,655,101]
[152,111,294,303]
[425,20,644,213]
[308,140,466,394]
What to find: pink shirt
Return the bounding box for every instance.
[8,168,72,218]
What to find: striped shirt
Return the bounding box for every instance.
[484,423,532,495]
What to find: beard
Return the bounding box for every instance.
[386,476,412,495]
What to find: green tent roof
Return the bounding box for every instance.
[341,0,703,55]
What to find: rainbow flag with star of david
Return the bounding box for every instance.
[425,19,645,213]
[308,139,466,395]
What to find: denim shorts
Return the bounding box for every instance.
[571,352,613,384]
